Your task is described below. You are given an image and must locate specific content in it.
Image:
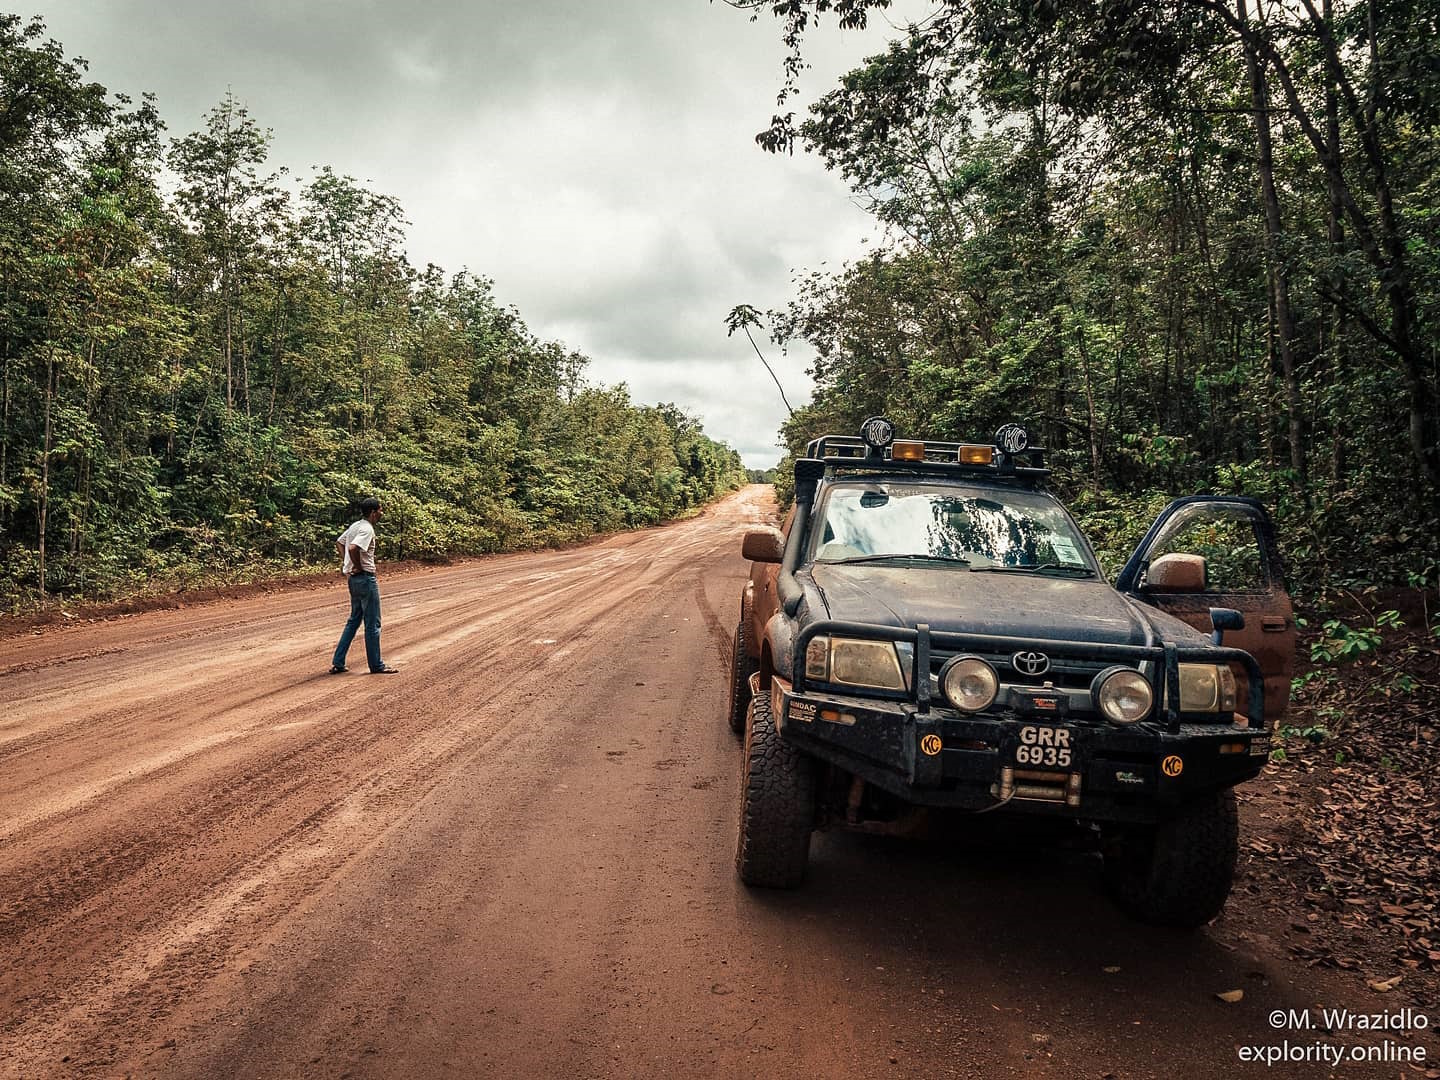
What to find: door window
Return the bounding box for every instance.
[1144,504,1269,593]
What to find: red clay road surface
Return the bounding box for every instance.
[0,487,1431,1078]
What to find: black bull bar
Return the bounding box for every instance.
[791,621,1266,732]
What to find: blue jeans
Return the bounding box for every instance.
[332,572,384,672]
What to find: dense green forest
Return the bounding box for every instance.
[0,16,747,613]
[732,0,1439,591]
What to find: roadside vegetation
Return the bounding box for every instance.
[0,16,747,615]
[727,0,1437,594]
[1244,598,1438,991]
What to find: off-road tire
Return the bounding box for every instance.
[728,619,759,735]
[735,688,815,888]
[1102,788,1239,928]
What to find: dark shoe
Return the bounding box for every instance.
[371,665,400,674]
[329,665,348,674]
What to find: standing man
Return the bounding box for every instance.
[330,496,399,675]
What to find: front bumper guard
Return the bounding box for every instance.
[792,620,1266,731]
[769,622,1270,821]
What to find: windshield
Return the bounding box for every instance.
[810,483,1096,572]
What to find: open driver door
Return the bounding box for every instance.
[1117,496,1297,728]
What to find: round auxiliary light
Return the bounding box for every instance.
[1091,666,1154,725]
[994,423,1030,455]
[939,656,999,712]
[861,416,896,450]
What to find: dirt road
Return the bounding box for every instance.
[0,488,1431,1078]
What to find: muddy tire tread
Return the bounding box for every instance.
[727,616,757,735]
[1104,788,1239,929]
[735,690,814,888]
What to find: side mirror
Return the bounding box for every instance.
[1209,607,1245,645]
[742,526,785,564]
[1145,553,1207,593]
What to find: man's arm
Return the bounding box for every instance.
[347,542,368,571]
[337,532,368,575]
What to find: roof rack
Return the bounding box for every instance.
[801,425,1050,482]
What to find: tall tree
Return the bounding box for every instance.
[169,92,288,415]
[731,0,1440,483]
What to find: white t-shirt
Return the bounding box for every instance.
[337,519,378,574]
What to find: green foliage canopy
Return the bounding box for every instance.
[0,17,747,610]
[730,0,1440,590]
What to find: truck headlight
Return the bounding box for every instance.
[804,636,907,691]
[805,636,830,681]
[939,656,999,712]
[1092,667,1153,724]
[1178,663,1237,712]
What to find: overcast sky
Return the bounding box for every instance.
[27,1,927,467]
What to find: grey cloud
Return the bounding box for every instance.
[34,0,926,467]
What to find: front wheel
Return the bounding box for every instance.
[735,688,815,888]
[1102,788,1239,928]
[727,619,758,735]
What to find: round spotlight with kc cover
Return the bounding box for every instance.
[939,656,999,712]
[860,416,895,450]
[994,422,1030,455]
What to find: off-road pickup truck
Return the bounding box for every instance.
[729,419,1295,927]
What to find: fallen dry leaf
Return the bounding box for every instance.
[1248,616,1438,996]
[1215,990,1244,1003]
[1366,975,1403,992]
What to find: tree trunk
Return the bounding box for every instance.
[1214,0,1437,483]
[1076,328,1103,490]
[1,336,10,511]
[241,331,251,418]
[269,286,286,427]
[1325,0,1346,483]
[37,351,56,605]
[224,281,234,411]
[73,338,99,569]
[1261,293,1276,468]
[1240,0,1308,496]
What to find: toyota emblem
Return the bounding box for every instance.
[1012,650,1051,676]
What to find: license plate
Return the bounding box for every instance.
[1014,724,1074,768]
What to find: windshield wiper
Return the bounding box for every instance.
[824,553,972,566]
[970,563,1096,577]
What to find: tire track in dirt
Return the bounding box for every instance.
[0,494,774,1077]
[0,548,661,944]
[691,573,736,670]
[138,526,756,1080]
[0,536,659,780]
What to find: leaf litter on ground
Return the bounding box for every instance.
[1235,603,1438,1000]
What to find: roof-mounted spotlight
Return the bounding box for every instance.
[994,423,1030,455]
[861,416,896,454]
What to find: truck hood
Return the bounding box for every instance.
[806,564,1168,646]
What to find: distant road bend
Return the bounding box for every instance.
[0,487,1420,1078]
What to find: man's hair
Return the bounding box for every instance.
[359,496,381,517]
